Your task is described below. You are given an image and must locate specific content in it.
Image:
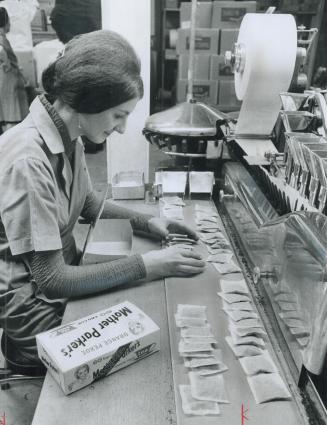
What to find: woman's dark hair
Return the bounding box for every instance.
[0,7,9,29]
[50,0,101,44]
[42,30,144,113]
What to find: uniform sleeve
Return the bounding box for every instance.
[0,46,11,72]
[0,158,62,255]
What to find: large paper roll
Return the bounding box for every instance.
[235,14,297,137]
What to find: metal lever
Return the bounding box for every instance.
[219,189,237,203]
[253,266,277,285]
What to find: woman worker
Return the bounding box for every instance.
[0,30,205,375]
[0,7,29,132]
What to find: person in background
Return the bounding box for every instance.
[49,0,103,153]
[0,30,205,375]
[50,0,101,45]
[0,7,28,132]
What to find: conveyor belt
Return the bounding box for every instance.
[164,199,309,425]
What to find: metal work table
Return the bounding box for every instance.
[32,200,307,425]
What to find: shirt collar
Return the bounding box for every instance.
[29,95,74,157]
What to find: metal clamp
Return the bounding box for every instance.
[219,189,237,203]
[253,266,277,284]
[225,43,246,73]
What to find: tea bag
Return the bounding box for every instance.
[279,311,302,320]
[283,318,305,328]
[181,325,214,338]
[296,336,309,348]
[162,196,185,206]
[175,316,207,328]
[224,309,258,322]
[247,373,291,403]
[277,301,298,311]
[226,336,264,357]
[184,352,223,369]
[198,227,220,234]
[180,352,215,358]
[206,252,233,263]
[229,324,267,338]
[274,293,297,303]
[179,385,220,416]
[220,279,249,295]
[189,371,229,403]
[289,327,310,337]
[197,222,220,230]
[197,363,229,375]
[183,337,218,345]
[195,212,218,224]
[195,204,218,216]
[208,246,230,255]
[184,349,223,367]
[179,340,213,354]
[230,333,265,348]
[202,236,224,245]
[177,304,207,319]
[218,292,250,304]
[210,240,231,250]
[239,351,278,376]
[235,318,263,328]
[222,300,253,311]
[200,232,223,242]
[162,207,184,220]
[213,262,241,274]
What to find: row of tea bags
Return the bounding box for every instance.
[160,196,185,221]
[273,289,310,348]
[175,303,229,416]
[219,277,292,404]
[194,204,241,274]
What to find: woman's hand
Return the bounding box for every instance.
[141,245,205,281]
[148,217,198,241]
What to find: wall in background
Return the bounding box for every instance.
[101,0,151,183]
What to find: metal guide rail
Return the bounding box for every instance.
[218,161,327,423]
[164,199,312,425]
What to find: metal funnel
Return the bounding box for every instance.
[143,100,229,138]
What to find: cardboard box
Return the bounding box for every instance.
[177,79,219,104]
[165,0,179,8]
[180,2,213,28]
[82,219,133,265]
[218,79,241,107]
[112,171,145,200]
[280,0,320,13]
[219,28,239,54]
[177,28,219,55]
[36,301,160,395]
[211,1,256,29]
[189,171,215,195]
[210,54,234,79]
[178,53,211,79]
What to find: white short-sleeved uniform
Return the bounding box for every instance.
[0,95,94,360]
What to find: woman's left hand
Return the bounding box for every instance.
[147,217,198,241]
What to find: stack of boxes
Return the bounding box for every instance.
[176,1,256,109]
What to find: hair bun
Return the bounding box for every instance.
[42,61,58,95]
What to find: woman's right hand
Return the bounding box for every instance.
[141,245,206,281]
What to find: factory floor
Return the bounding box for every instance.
[0,140,168,425]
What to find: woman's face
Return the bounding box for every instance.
[76,365,89,380]
[79,97,139,144]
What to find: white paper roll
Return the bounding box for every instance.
[235,14,297,137]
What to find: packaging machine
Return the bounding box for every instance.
[144,8,327,424]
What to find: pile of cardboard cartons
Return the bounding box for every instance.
[176,1,256,108]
